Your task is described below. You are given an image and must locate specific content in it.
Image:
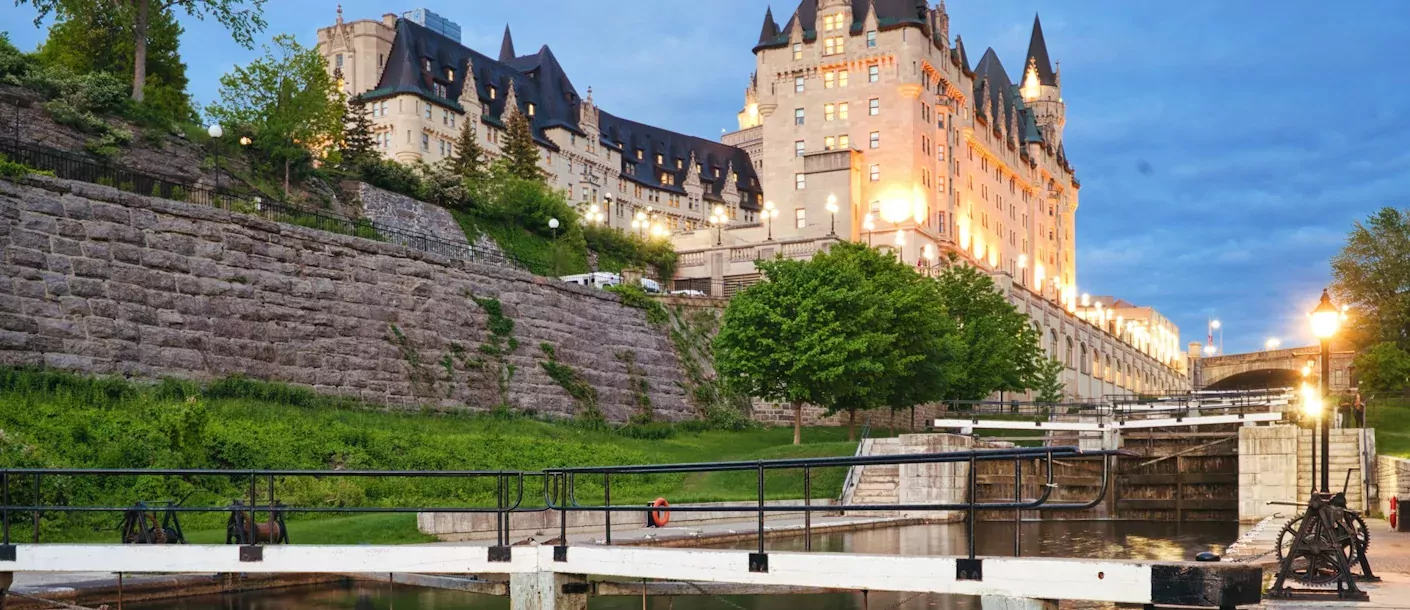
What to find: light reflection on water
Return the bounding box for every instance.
[127,521,1238,610]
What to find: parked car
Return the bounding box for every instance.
[639,278,662,294]
[558,272,621,289]
[670,290,707,297]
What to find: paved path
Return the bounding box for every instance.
[1226,516,1410,609]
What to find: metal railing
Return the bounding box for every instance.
[0,138,527,270]
[0,446,1124,563]
[935,392,1289,429]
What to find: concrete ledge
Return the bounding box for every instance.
[418,499,838,541]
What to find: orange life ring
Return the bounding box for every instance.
[649,497,671,527]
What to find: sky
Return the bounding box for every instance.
[2,0,1407,354]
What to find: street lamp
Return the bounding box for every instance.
[634,211,647,238]
[862,213,875,246]
[1309,289,1340,493]
[207,123,223,198]
[604,193,613,222]
[825,194,838,236]
[894,229,906,263]
[549,217,560,240]
[708,205,725,246]
[921,243,936,275]
[1265,338,1281,351]
[764,200,777,240]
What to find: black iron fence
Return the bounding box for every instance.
[0,446,1124,562]
[0,138,526,269]
[934,391,1288,429]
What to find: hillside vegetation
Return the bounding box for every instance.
[0,368,861,543]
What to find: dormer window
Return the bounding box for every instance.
[422,58,432,71]
[636,149,644,160]
[527,103,536,116]
[675,158,683,169]
[445,68,455,80]
[489,86,497,99]
[655,153,664,165]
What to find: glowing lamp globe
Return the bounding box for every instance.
[1309,289,1340,339]
[207,124,223,139]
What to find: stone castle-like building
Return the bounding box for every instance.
[316,8,763,236]
[318,3,1190,400]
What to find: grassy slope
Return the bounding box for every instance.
[1368,398,1410,457]
[0,369,867,543]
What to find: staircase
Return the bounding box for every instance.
[843,438,901,513]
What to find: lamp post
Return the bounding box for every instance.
[633,211,647,238]
[709,205,725,246]
[825,194,838,236]
[604,193,613,224]
[862,213,875,246]
[1265,338,1281,351]
[764,200,777,240]
[1309,289,1340,493]
[207,124,224,201]
[921,243,935,275]
[894,229,906,263]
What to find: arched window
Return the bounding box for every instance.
[1065,337,1074,368]
[1079,342,1089,374]
[1050,329,1060,362]
[1104,355,1112,382]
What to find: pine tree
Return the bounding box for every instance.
[499,110,544,182]
[447,118,488,186]
[342,93,376,168]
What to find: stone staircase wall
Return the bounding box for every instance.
[843,434,975,521]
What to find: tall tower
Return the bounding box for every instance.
[1019,15,1065,148]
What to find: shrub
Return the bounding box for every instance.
[0,152,55,180]
[356,157,425,198]
[0,32,34,80]
[45,99,108,134]
[606,284,668,326]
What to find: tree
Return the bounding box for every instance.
[341,94,376,168]
[206,34,342,196]
[1331,207,1410,349]
[1033,357,1067,404]
[20,0,267,102]
[497,110,543,182]
[714,243,958,444]
[933,256,1045,402]
[447,118,489,189]
[1354,342,1410,398]
[35,0,193,121]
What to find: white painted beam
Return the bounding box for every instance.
[933,412,1282,433]
[3,544,538,574]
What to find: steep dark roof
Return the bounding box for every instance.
[756,6,780,46]
[598,110,763,210]
[973,47,1045,146]
[952,34,970,72]
[365,18,762,210]
[1023,15,1057,86]
[754,0,928,52]
[499,25,515,62]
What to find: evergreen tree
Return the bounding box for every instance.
[498,110,543,182]
[342,94,376,168]
[447,118,488,186]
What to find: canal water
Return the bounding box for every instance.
[128,520,1240,610]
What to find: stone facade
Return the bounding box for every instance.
[1377,454,1410,519]
[1238,424,1373,522]
[0,177,692,421]
[357,183,469,247]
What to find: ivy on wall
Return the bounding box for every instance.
[470,293,518,414]
[539,342,602,423]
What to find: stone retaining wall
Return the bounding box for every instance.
[356,183,469,248]
[0,177,691,420]
[1378,454,1410,519]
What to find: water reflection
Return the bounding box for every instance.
[128,521,1237,610]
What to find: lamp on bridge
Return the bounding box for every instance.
[1309,288,1340,493]
[1265,338,1281,351]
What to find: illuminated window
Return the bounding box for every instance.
[824,135,836,150]
[839,70,849,87]
[795,108,805,125]
[792,43,802,60]
[823,36,845,56]
[824,103,835,121]
[868,65,879,83]
[675,158,683,169]
[869,131,879,149]
[636,149,643,160]
[445,68,455,80]
[527,102,535,116]
[868,98,879,115]
[489,86,497,99]
[866,30,877,48]
[795,76,805,93]
[421,58,431,71]
[869,164,879,181]
[824,72,835,89]
[795,140,805,157]
[838,134,849,148]
[838,102,848,120]
[656,153,664,165]
[795,173,806,190]
[795,208,806,228]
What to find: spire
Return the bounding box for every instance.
[757,6,780,45]
[1025,14,1057,86]
[499,25,516,62]
[335,4,343,24]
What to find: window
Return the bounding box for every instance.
[795,140,805,157]
[432,82,447,98]
[868,65,879,83]
[489,86,497,99]
[869,164,879,181]
[675,158,683,169]
[656,153,664,165]
[824,103,835,121]
[824,72,835,89]
[421,58,430,71]
[824,135,836,150]
[336,54,344,69]
[823,36,845,56]
[839,70,849,87]
[438,139,445,155]
[869,131,879,149]
[442,109,450,125]
[937,145,945,161]
[380,101,388,116]
[424,104,432,120]
[450,113,456,128]
[866,30,877,48]
[527,102,536,116]
[839,134,849,148]
[795,108,805,125]
[795,208,806,228]
[377,53,384,68]
[445,68,455,80]
[838,102,848,120]
[795,76,805,93]
[868,98,879,115]
[792,43,802,60]
[795,173,806,190]
[421,133,429,151]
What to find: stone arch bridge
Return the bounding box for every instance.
[1194,346,1356,392]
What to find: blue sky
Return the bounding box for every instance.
[3,0,1407,354]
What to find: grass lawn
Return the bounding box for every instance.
[1368,398,1410,457]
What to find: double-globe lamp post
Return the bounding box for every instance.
[1309,288,1343,493]
[763,200,778,240]
[708,205,725,246]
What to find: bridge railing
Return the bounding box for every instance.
[0,446,1127,563]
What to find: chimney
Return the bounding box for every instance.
[382,13,397,28]
[1188,341,1203,359]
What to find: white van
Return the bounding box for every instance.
[639,278,662,294]
[558,272,622,289]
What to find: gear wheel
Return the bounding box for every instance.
[1274,511,1370,586]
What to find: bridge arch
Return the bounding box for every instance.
[1204,368,1301,391]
